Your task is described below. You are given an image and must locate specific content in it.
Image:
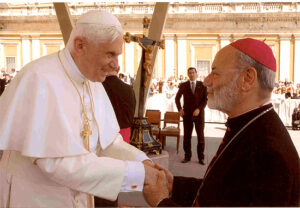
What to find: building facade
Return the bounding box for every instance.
[0,2,299,83]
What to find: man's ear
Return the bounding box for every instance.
[240,66,257,91]
[73,36,88,56]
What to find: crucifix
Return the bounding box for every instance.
[124,16,165,154]
[124,26,165,116]
[81,123,92,151]
[133,3,169,116]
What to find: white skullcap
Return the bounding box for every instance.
[77,10,121,28]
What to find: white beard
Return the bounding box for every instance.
[207,76,240,113]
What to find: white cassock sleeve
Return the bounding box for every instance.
[98,133,149,161]
[97,134,151,192]
[36,153,145,200]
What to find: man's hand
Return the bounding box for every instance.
[143,171,169,207]
[193,108,200,117]
[179,109,184,117]
[143,160,154,168]
[143,161,159,185]
[154,163,173,194]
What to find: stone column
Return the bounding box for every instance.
[0,43,4,70]
[190,43,195,68]
[294,34,300,84]
[21,35,31,66]
[31,35,40,61]
[125,41,134,76]
[164,34,175,79]
[212,42,218,61]
[17,43,21,70]
[219,34,231,49]
[279,34,291,81]
[155,48,163,78]
[177,34,187,77]
[42,44,47,56]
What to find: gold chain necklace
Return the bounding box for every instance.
[57,51,97,152]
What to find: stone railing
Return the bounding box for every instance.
[0,2,299,16]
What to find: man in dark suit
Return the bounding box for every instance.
[102,67,136,143]
[143,38,299,207]
[0,77,6,96]
[175,67,207,164]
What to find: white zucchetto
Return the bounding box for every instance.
[77,10,122,28]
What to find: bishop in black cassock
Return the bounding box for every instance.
[159,103,299,206]
[143,38,299,207]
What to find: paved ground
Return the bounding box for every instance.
[164,123,300,179]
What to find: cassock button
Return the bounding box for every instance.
[131,184,137,189]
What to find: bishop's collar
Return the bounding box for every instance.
[225,103,273,132]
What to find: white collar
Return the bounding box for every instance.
[61,48,87,84]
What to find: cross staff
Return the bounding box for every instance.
[124,17,164,117]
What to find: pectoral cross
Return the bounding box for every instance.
[81,123,92,151]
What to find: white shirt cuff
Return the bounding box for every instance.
[120,161,145,192]
[135,152,150,162]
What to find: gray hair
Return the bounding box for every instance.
[66,23,123,51]
[235,49,276,98]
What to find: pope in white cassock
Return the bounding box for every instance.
[0,10,160,207]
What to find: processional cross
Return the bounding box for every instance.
[124,17,165,154]
[124,17,165,117]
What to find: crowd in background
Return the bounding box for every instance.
[0,68,17,96]
[272,79,300,99]
[118,73,135,86]
[144,75,300,100]
[150,75,209,93]
[293,103,300,130]
[117,72,300,100]
[0,68,299,128]
[1,68,300,101]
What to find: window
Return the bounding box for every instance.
[196,60,210,80]
[6,57,16,73]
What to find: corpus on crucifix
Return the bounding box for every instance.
[124,17,165,155]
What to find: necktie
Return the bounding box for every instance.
[191,82,195,94]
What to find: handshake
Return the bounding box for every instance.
[143,161,173,207]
